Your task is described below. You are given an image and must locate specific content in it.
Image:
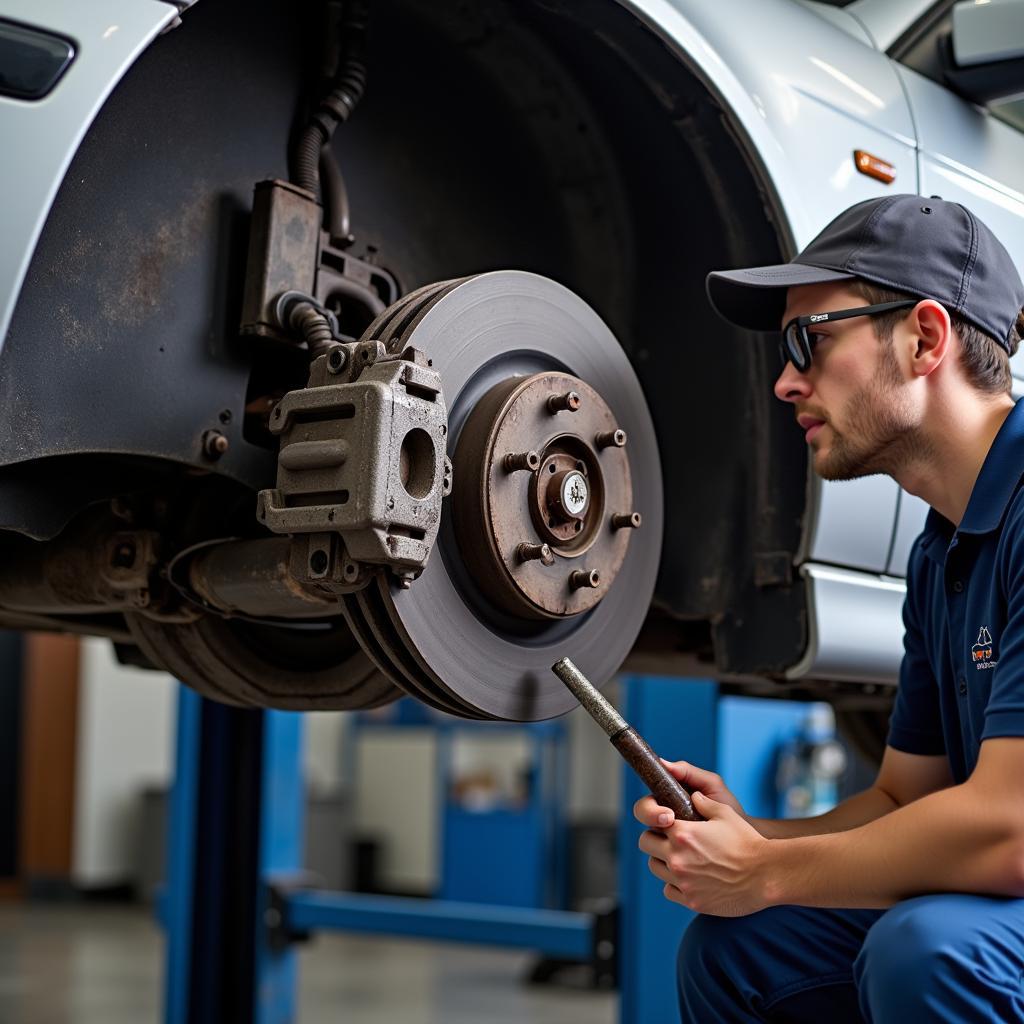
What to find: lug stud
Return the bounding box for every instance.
[611,512,642,530]
[595,429,627,449]
[547,391,582,414]
[569,569,601,590]
[517,542,555,566]
[503,450,541,473]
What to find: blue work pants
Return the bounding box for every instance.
[678,895,1024,1022]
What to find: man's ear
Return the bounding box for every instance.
[907,300,951,378]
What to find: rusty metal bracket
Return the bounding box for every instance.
[239,179,398,346]
[256,345,451,590]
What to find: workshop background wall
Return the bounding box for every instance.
[567,679,621,820]
[340,695,622,896]
[0,632,22,885]
[72,639,175,889]
[55,650,624,896]
[354,728,438,893]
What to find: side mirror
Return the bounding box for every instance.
[940,0,1024,105]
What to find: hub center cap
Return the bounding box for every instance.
[558,472,589,517]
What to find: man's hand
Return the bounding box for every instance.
[632,759,746,830]
[638,791,773,917]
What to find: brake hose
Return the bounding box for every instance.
[292,0,369,209]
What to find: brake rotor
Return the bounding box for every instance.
[341,271,662,721]
[126,609,401,711]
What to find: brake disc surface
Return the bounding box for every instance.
[344,271,662,720]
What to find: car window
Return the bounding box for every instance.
[891,0,1024,133]
[890,0,955,83]
[990,98,1024,133]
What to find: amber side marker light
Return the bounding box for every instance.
[854,149,896,184]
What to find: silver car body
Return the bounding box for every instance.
[2,0,1022,687]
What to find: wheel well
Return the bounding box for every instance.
[0,0,807,676]
[382,0,809,675]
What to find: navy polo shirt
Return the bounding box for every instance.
[888,398,1024,783]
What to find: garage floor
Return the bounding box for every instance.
[0,903,616,1024]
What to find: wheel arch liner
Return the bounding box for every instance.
[0,0,178,352]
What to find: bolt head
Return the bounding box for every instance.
[202,430,229,459]
[110,542,136,569]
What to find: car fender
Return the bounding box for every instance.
[617,0,921,684]
[619,0,917,252]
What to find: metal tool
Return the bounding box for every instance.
[551,657,702,822]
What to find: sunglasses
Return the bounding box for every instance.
[779,300,917,373]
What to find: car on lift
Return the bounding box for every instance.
[1,0,1024,755]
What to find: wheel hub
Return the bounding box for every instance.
[454,371,637,619]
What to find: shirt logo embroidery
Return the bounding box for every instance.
[972,626,998,670]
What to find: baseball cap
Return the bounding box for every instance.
[706,194,1024,352]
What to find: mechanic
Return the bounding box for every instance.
[633,193,1024,1022]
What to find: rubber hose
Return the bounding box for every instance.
[295,124,327,196]
[293,59,367,196]
[319,144,351,242]
[291,303,335,358]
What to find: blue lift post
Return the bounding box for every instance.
[437,719,568,910]
[163,686,305,1024]
[617,676,718,1024]
[615,680,821,1024]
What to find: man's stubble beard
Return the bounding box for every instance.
[815,341,933,482]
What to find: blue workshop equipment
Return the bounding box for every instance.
[161,679,832,1023]
[161,688,304,1024]
[616,678,834,1024]
[161,689,601,1024]
[438,719,568,909]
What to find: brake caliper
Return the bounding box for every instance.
[256,341,451,592]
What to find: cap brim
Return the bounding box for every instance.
[706,263,856,331]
